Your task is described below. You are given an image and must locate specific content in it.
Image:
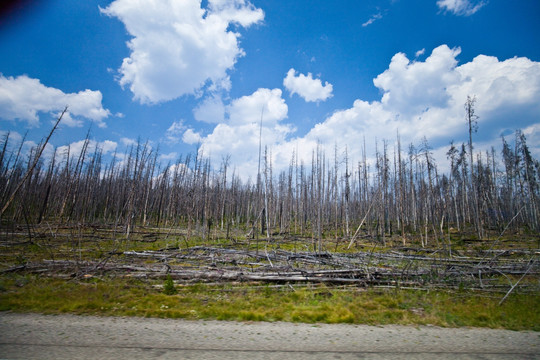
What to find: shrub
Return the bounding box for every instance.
[163,275,177,295]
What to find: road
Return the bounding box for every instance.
[1,312,538,359]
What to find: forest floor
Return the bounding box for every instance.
[1,223,539,330]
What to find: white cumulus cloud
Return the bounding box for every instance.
[199,45,540,180]
[0,74,111,128]
[194,88,292,177]
[193,94,225,123]
[102,0,264,104]
[182,128,202,145]
[437,0,486,16]
[298,45,540,168]
[227,88,288,125]
[283,68,333,102]
[373,45,462,115]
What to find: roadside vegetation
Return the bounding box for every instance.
[1,274,538,330]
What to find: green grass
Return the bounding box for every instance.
[1,274,538,330]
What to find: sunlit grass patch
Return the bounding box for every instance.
[1,274,538,330]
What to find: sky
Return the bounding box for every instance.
[1,0,540,180]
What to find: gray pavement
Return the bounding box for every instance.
[1,312,539,359]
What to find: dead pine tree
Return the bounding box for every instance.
[465,95,483,239]
[394,131,406,246]
[1,106,67,219]
[343,146,351,240]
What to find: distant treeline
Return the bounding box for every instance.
[1,121,539,245]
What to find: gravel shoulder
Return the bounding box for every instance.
[1,312,539,359]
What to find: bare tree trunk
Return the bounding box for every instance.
[1,107,67,218]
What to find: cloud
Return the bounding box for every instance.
[299,44,540,166]
[207,0,264,26]
[159,151,178,162]
[165,120,186,144]
[182,86,289,152]
[100,140,119,154]
[55,139,118,164]
[102,0,264,104]
[227,88,288,125]
[182,128,202,144]
[196,45,540,179]
[120,137,137,146]
[373,45,461,115]
[437,0,486,16]
[362,13,383,27]
[0,130,23,145]
[0,74,111,128]
[283,69,333,102]
[0,131,54,164]
[193,94,225,123]
[522,123,540,157]
[194,88,292,177]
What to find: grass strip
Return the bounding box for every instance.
[0,274,538,331]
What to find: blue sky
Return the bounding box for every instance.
[1,0,540,178]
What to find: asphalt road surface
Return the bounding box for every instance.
[1,312,539,359]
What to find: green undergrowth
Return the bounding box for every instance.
[1,274,538,331]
